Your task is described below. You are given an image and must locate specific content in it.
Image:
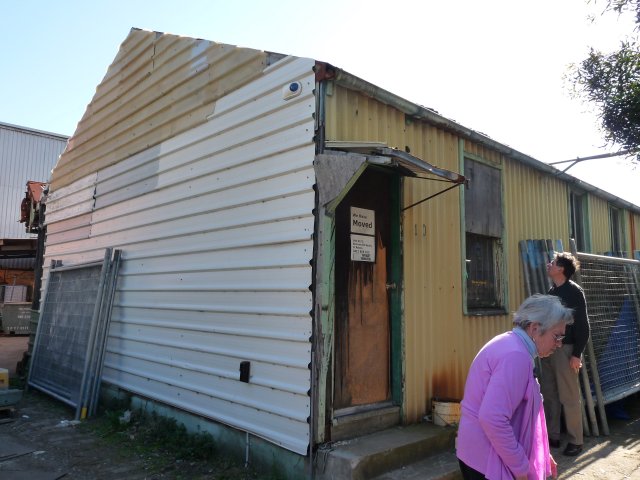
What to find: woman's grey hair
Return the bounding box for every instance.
[513,294,574,332]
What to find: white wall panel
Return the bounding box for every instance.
[103,354,310,419]
[109,307,311,342]
[45,208,314,256]
[101,368,310,454]
[122,239,313,271]
[118,266,312,292]
[90,171,314,235]
[46,213,93,234]
[109,321,311,368]
[95,142,314,214]
[45,225,93,245]
[116,290,311,316]
[105,335,310,393]
[45,173,97,225]
[42,56,316,455]
[46,182,96,211]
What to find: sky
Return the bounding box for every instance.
[2,0,639,205]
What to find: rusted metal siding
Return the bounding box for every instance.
[325,86,587,421]
[0,122,67,239]
[325,87,469,421]
[589,196,638,258]
[43,35,316,455]
[503,155,570,293]
[588,195,612,255]
[50,29,271,191]
[402,171,467,422]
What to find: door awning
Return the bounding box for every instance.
[324,141,465,184]
[321,142,465,212]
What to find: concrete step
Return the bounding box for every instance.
[371,450,462,480]
[314,422,458,480]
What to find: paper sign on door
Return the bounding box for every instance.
[350,234,376,262]
[350,207,376,262]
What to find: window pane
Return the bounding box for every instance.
[609,207,623,256]
[570,192,586,251]
[466,233,499,309]
[464,160,502,237]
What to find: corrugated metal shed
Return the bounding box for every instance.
[323,75,639,423]
[0,122,67,239]
[43,30,316,455]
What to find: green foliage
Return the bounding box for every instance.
[602,0,640,23]
[83,408,285,479]
[574,41,640,154]
[134,412,217,461]
[571,0,640,160]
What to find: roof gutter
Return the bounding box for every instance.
[320,64,640,215]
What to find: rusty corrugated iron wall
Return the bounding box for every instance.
[325,86,488,420]
[325,85,575,421]
[503,157,570,299]
[586,195,640,258]
[589,195,613,255]
[324,82,640,423]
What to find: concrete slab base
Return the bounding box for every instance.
[0,389,23,407]
[314,422,459,480]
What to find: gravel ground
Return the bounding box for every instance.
[0,336,265,479]
[0,389,267,479]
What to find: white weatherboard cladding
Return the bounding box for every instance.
[43,56,316,455]
[45,173,97,225]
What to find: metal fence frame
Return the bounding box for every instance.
[28,248,121,419]
[519,239,640,437]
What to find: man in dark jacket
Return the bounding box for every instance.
[540,252,591,457]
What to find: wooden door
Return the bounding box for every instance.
[334,168,391,409]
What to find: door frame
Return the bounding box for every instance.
[331,166,402,413]
[311,147,464,445]
[313,157,403,442]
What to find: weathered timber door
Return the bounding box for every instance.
[334,168,391,409]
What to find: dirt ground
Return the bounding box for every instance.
[2,335,640,479]
[0,336,261,479]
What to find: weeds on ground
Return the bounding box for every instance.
[83,407,284,479]
[9,375,25,390]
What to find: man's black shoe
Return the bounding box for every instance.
[563,443,583,456]
[549,438,561,449]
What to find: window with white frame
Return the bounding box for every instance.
[464,158,505,313]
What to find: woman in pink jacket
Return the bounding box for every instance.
[457,294,573,480]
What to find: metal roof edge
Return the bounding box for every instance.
[0,121,69,141]
[324,65,640,214]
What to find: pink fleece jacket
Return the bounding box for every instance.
[456,331,552,479]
